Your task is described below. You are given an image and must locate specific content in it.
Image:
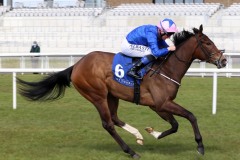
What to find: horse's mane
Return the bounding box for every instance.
[172,28,197,46]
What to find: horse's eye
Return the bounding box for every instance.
[206,42,211,45]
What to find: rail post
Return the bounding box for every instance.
[212,72,218,114]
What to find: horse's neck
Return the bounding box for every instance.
[161,48,194,84]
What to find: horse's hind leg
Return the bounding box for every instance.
[145,108,179,139]
[107,94,144,145]
[93,98,140,158]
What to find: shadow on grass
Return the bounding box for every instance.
[83,139,221,157]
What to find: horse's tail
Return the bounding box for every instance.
[17,66,74,101]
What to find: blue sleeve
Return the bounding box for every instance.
[146,28,169,57]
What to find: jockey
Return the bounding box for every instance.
[121,18,178,79]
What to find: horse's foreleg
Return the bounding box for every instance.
[107,94,144,145]
[145,109,179,139]
[160,100,204,155]
[94,100,140,159]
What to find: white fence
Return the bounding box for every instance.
[0,53,240,114]
[1,68,239,114]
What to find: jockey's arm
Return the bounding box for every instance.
[146,31,169,58]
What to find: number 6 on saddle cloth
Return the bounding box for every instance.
[112,53,152,87]
[112,53,153,104]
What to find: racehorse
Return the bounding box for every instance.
[17,25,227,159]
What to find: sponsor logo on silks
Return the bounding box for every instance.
[130,44,149,52]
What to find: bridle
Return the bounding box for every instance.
[195,34,224,67]
[173,33,224,66]
[149,32,224,86]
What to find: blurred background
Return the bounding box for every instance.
[0,0,239,74]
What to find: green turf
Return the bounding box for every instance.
[0,74,239,160]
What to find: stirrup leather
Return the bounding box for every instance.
[127,70,142,79]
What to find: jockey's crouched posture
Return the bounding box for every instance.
[121,18,178,79]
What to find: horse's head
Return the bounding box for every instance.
[193,25,227,68]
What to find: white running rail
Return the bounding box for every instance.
[0,68,239,114]
[0,53,240,114]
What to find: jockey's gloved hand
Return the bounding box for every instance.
[168,45,176,51]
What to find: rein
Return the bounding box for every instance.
[148,37,190,86]
[172,40,192,66]
[171,34,222,65]
[148,33,210,86]
[148,67,181,86]
[149,53,170,77]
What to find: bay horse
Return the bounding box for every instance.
[17,25,227,159]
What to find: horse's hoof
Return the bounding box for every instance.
[145,127,154,133]
[132,153,141,159]
[197,146,204,155]
[136,139,144,145]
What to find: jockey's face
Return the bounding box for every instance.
[160,31,170,40]
[161,33,170,40]
[158,28,171,40]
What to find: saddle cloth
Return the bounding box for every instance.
[112,53,148,87]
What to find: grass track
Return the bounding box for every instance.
[0,74,239,160]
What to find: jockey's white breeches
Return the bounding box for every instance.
[121,38,153,57]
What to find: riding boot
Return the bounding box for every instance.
[127,55,155,79]
[127,60,145,79]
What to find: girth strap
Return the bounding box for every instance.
[133,79,140,105]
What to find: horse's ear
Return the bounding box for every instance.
[193,28,198,34]
[199,24,203,33]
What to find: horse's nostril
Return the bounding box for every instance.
[221,59,227,67]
